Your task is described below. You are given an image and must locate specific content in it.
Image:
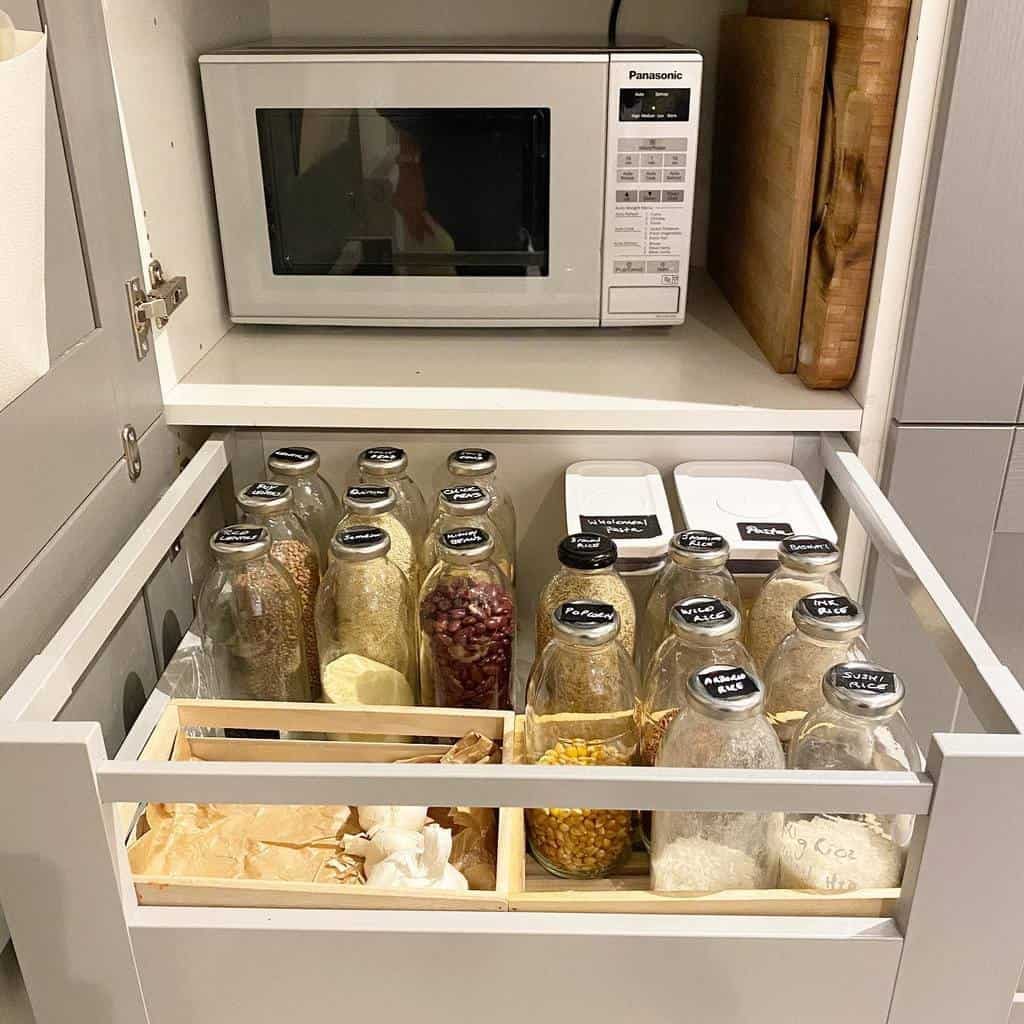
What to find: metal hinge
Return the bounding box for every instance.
[122,424,142,482]
[125,259,189,360]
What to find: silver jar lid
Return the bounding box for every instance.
[210,525,271,562]
[670,597,742,643]
[686,664,765,720]
[343,485,397,515]
[670,530,730,569]
[267,446,319,476]
[448,447,497,476]
[823,662,905,718]
[438,526,494,563]
[237,481,294,515]
[358,445,408,477]
[793,593,865,642]
[552,601,620,646]
[438,484,491,516]
[778,535,841,574]
[330,525,391,562]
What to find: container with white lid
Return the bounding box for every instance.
[564,460,674,574]
[673,461,836,570]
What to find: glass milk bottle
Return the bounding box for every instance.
[337,485,418,586]
[357,445,428,547]
[423,484,514,584]
[267,445,340,567]
[442,447,516,552]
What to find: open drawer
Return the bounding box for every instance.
[2,431,1024,1024]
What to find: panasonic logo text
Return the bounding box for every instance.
[629,71,684,80]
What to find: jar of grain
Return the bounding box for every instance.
[422,484,514,585]
[315,525,417,707]
[440,447,516,552]
[525,601,640,880]
[535,533,635,663]
[651,665,783,892]
[639,530,741,674]
[763,594,869,748]
[337,485,418,587]
[198,526,312,703]
[781,662,923,892]
[267,446,340,568]
[418,527,515,710]
[357,445,428,547]
[746,535,847,674]
[237,481,322,696]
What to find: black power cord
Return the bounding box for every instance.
[608,0,623,47]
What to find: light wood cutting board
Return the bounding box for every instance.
[708,14,828,373]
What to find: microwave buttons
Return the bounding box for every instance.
[614,260,646,274]
[617,168,639,184]
[640,190,661,203]
[662,189,685,203]
[647,260,680,274]
[664,168,686,183]
[665,152,687,168]
[641,169,662,184]
[616,189,639,203]
[641,152,664,167]
[617,153,639,168]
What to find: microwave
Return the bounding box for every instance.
[199,43,703,327]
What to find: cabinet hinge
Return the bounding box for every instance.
[125,259,189,360]
[121,424,142,482]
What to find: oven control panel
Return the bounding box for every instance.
[601,53,703,326]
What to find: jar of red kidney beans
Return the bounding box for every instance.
[418,526,515,709]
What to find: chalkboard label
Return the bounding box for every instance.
[347,485,391,502]
[270,446,315,463]
[697,667,759,701]
[338,526,387,549]
[802,594,859,620]
[675,529,726,552]
[580,514,661,539]
[558,601,617,628]
[834,665,897,695]
[441,527,489,549]
[242,481,289,500]
[675,598,733,627]
[440,484,487,504]
[215,526,264,546]
[452,448,494,465]
[362,446,405,464]
[737,522,794,541]
[781,536,838,556]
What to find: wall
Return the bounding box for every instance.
[267,0,744,265]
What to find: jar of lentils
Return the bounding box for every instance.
[418,527,515,709]
[237,481,321,696]
[525,601,640,879]
[267,445,340,568]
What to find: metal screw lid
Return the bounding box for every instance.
[267,446,320,476]
[330,525,391,562]
[210,525,271,562]
[823,661,906,718]
[670,530,730,569]
[793,593,865,642]
[237,481,294,516]
[438,484,491,516]
[438,526,494,564]
[343,485,397,515]
[778,535,841,574]
[358,446,408,477]
[558,533,617,571]
[670,597,742,643]
[686,664,765,720]
[448,448,497,477]
[552,601,620,646]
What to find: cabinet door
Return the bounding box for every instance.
[0,0,162,603]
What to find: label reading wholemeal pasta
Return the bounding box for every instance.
[580,514,660,539]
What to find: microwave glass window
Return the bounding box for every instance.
[256,108,551,277]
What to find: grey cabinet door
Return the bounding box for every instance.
[0,0,162,600]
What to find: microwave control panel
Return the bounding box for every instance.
[601,53,703,326]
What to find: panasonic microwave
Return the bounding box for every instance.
[199,42,703,327]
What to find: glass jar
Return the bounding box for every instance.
[535,533,635,662]
[418,527,515,709]
[357,445,428,547]
[746,535,847,674]
[315,525,417,709]
[237,481,321,696]
[197,525,312,703]
[267,445,340,567]
[640,530,741,674]
[525,602,640,879]
[337,485,418,587]
[763,594,869,748]
[423,484,514,585]
[781,662,923,892]
[641,597,754,766]
[441,447,516,552]
[651,665,784,892]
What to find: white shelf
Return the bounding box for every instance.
[164,273,863,433]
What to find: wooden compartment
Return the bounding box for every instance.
[128,700,515,912]
[504,718,900,917]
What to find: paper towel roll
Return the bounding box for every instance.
[0,28,48,411]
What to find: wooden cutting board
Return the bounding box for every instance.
[708,15,828,373]
[750,0,912,388]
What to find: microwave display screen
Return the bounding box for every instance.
[618,88,691,122]
[256,107,551,277]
